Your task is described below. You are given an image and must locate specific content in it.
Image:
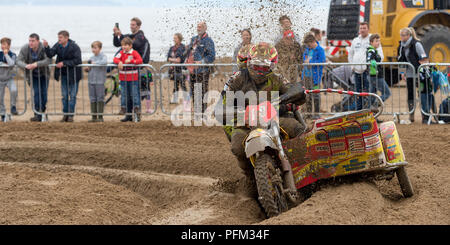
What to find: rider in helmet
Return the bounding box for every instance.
[216,42,306,195]
[222,44,254,142]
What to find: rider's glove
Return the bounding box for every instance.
[279,103,293,115]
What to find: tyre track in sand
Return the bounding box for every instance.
[0,161,264,224]
[0,121,448,224]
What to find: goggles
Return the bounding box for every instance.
[249,64,271,72]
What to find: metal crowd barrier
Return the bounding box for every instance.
[0,65,27,122]
[32,64,157,122]
[286,62,417,121]
[3,61,450,125]
[159,63,237,116]
[417,63,450,125]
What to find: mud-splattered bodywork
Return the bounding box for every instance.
[283,110,406,189]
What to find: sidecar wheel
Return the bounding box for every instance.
[396,166,414,198]
[254,153,288,218]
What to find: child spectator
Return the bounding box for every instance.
[366,34,391,107]
[85,41,107,122]
[418,58,435,124]
[0,37,18,121]
[302,33,326,119]
[113,37,143,122]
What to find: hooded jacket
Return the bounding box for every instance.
[366,45,383,77]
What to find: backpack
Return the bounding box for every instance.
[431,70,449,95]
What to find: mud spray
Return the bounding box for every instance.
[0,0,448,225]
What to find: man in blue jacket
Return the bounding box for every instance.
[302,33,326,118]
[185,21,216,114]
[43,30,82,122]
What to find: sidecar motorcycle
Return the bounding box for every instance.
[243,88,414,218]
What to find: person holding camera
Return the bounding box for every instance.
[113,17,150,64]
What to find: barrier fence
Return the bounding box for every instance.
[0,62,449,125]
[286,62,417,122]
[159,63,237,116]
[30,64,157,122]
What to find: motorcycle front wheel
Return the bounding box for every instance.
[254,153,289,218]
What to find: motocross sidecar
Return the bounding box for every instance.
[283,109,414,198]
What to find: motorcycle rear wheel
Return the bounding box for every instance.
[396,166,414,198]
[254,153,289,218]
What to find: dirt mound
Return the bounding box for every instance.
[0,163,156,224]
[0,121,448,224]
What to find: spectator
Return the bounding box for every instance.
[348,22,384,110]
[185,21,216,114]
[310,28,322,42]
[397,27,427,123]
[366,34,391,107]
[418,58,435,124]
[275,30,303,83]
[113,17,150,64]
[17,33,51,122]
[232,29,252,73]
[85,41,107,123]
[302,33,326,118]
[321,30,327,46]
[113,37,143,122]
[320,30,330,60]
[274,15,302,44]
[43,30,82,122]
[167,33,187,105]
[0,37,18,121]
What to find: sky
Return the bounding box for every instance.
[0,0,332,60]
[0,0,332,7]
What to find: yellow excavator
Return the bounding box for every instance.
[327,0,450,66]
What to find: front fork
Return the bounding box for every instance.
[274,130,300,204]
